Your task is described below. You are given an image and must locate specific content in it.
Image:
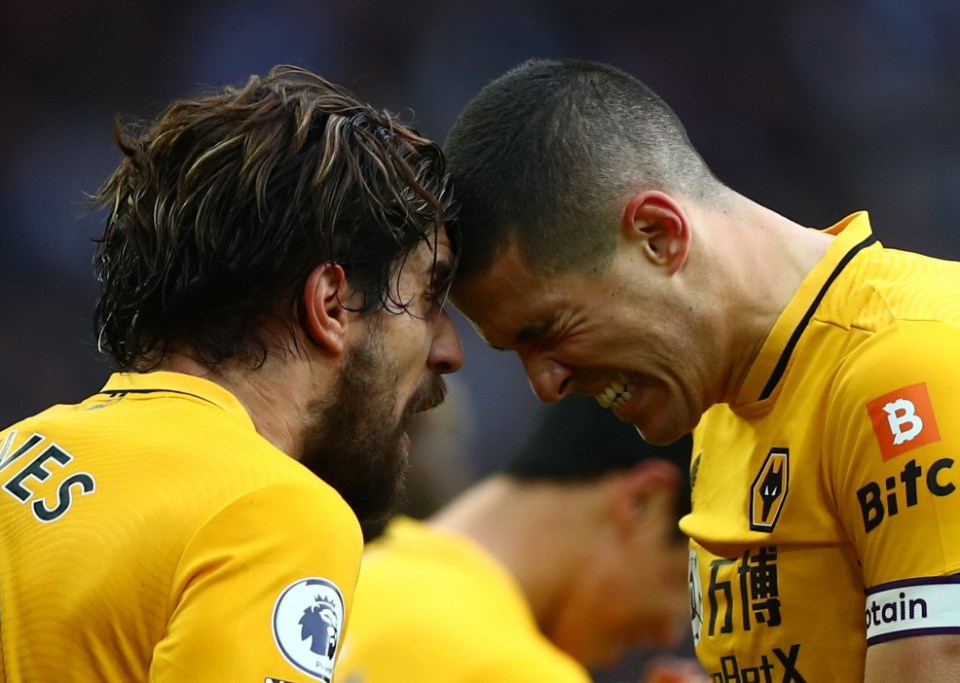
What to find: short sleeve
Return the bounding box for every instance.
[149,481,363,682]
[825,321,960,644]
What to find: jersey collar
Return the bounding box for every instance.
[732,212,878,406]
[98,371,255,428]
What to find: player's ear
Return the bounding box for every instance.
[302,263,352,356]
[610,458,681,541]
[620,191,691,274]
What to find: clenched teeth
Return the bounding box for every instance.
[595,374,633,409]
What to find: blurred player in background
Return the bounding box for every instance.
[0,65,462,682]
[335,395,703,683]
[445,58,960,682]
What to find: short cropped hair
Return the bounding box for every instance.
[506,395,693,522]
[94,65,454,371]
[444,58,720,280]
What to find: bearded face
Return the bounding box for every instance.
[301,318,447,541]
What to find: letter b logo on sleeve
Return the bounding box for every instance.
[867,383,941,461]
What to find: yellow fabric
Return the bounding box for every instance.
[335,517,591,683]
[0,371,362,682]
[683,213,960,681]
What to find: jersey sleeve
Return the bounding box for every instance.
[148,481,363,682]
[825,320,960,644]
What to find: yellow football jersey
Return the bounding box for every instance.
[335,517,590,683]
[682,213,960,681]
[0,371,362,682]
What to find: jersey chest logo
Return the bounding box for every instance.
[867,382,941,461]
[750,448,789,532]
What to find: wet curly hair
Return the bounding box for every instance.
[94,64,455,371]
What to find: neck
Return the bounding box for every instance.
[155,348,325,460]
[695,193,835,404]
[428,476,596,631]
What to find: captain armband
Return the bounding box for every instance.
[865,576,960,645]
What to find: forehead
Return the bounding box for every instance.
[399,226,453,277]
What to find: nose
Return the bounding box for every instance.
[427,310,464,375]
[520,350,573,403]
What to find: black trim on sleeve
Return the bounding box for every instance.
[758,234,877,401]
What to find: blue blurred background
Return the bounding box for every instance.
[3,2,959,489]
[4,1,959,678]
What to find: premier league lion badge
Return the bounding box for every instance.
[272,577,345,681]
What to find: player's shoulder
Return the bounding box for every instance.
[352,520,542,643]
[3,385,343,517]
[358,533,515,625]
[843,247,960,327]
[344,524,587,683]
[831,319,960,401]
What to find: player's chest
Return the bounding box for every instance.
[686,409,867,680]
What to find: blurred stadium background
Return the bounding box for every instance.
[6,0,959,470]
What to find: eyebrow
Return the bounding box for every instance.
[429,258,455,307]
[489,313,559,352]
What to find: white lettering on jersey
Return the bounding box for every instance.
[865,578,960,645]
[688,549,703,646]
[883,398,924,445]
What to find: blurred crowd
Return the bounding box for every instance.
[2,3,959,675]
